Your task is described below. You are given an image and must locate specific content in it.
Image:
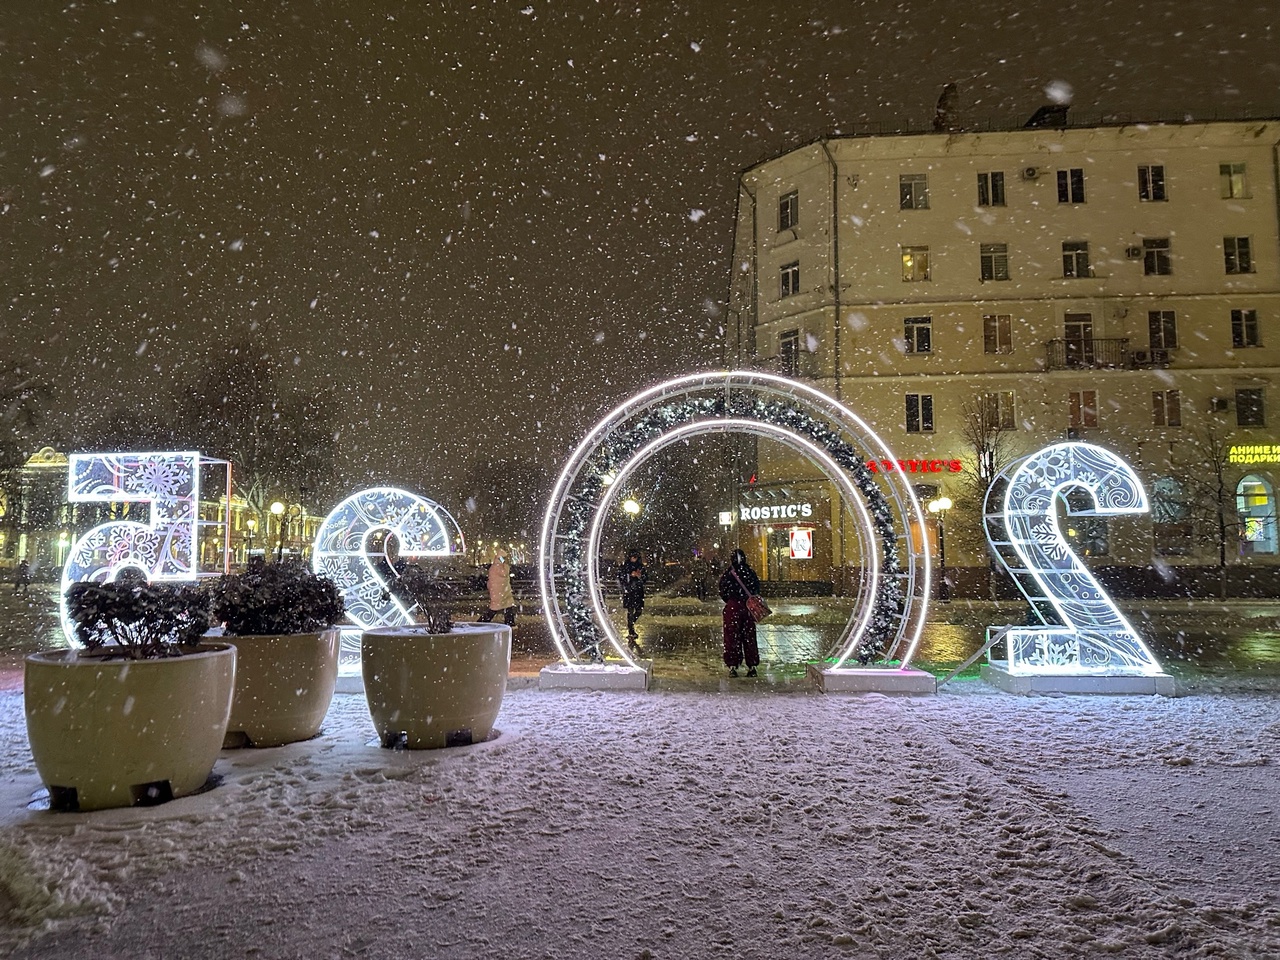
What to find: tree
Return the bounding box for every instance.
[457,454,551,564]
[954,395,1025,598]
[0,358,51,549]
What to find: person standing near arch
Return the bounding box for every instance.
[479,550,517,627]
[719,549,762,678]
[617,549,647,641]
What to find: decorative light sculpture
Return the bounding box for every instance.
[539,371,930,670]
[984,442,1165,675]
[311,487,465,673]
[59,451,201,643]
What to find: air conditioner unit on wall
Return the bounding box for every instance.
[1210,396,1233,413]
[1020,166,1042,181]
[1125,246,1143,260]
[1130,350,1152,367]
[1149,348,1170,366]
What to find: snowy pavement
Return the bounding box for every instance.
[1,682,1278,959]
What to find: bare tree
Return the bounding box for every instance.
[955,395,1024,599]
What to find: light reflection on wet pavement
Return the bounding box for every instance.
[5,587,1280,691]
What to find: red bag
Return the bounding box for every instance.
[746,595,772,623]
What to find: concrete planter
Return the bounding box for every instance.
[222,628,341,747]
[362,623,511,749]
[24,644,236,812]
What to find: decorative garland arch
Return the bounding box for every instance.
[538,371,932,670]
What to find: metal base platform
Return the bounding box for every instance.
[981,661,1177,696]
[539,660,653,691]
[808,665,937,694]
[335,672,365,694]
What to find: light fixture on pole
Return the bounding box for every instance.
[621,498,641,517]
[927,496,952,602]
[245,517,257,561]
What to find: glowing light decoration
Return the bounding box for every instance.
[984,442,1165,675]
[60,451,200,643]
[311,487,465,673]
[540,371,931,670]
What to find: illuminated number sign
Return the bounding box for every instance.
[789,528,813,560]
[984,442,1165,676]
[59,452,201,643]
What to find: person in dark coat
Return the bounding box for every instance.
[719,548,762,677]
[617,549,647,640]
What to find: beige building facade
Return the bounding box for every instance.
[727,118,1280,597]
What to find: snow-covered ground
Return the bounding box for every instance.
[0,681,1277,958]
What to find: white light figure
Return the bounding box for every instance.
[60,451,200,644]
[311,487,465,674]
[985,442,1165,675]
[539,371,931,670]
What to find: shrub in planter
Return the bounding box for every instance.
[26,573,234,811]
[390,563,455,633]
[212,559,345,748]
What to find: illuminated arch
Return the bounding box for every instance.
[538,371,931,670]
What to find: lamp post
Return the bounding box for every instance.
[270,501,302,562]
[621,498,641,517]
[245,518,256,563]
[927,496,952,602]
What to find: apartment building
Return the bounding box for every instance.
[726,115,1280,597]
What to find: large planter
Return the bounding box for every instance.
[222,628,340,748]
[24,644,236,812]
[362,623,511,749]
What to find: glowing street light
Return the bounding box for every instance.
[621,498,641,516]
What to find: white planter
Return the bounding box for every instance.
[24,644,236,812]
[223,628,340,747]
[362,623,511,749]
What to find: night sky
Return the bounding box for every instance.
[4,1,1279,496]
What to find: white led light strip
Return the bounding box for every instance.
[539,371,930,670]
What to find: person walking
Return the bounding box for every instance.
[719,548,762,678]
[689,551,712,602]
[617,549,647,641]
[478,551,517,627]
[13,558,30,598]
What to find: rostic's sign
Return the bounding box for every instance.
[740,502,813,521]
[789,528,813,559]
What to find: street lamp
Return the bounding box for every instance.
[245,518,256,562]
[928,496,953,602]
[270,501,302,562]
[621,498,641,517]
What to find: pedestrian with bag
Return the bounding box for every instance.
[719,548,767,678]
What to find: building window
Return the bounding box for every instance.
[977,171,1005,207]
[779,261,800,298]
[1137,165,1166,201]
[905,394,934,433]
[983,314,1012,354]
[983,391,1016,430]
[1152,477,1194,557]
[1237,475,1277,555]
[1057,168,1085,203]
[1220,162,1249,199]
[1148,310,1177,350]
[904,316,932,354]
[778,190,798,232]
[899,173,929,210]
[979,243,1010,282]
[1237,388,1265,426]
[1143,238,1172,276]
[1068,390,1098,429]
[1224,236,1254,275]
[1152,390,1181,427]
[1232,308,1260,348]
[778,328,800,377]
[1062,241,1090,278]
[901,245,930,282]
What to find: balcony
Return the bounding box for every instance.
[1044,337,1130,371]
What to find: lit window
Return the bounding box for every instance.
[904,316,932,354]
[1143,238,1172,276]
[1237,475,1277,555]
[1057,168,1085,203]
[1232,308,1260,348]
[1068,390,1098,429]
[977,172,1005,207]
[778,191,798,232]
[1137,165,1166,201]
[1225,237,1253,275]
[1152,390,1181,427]
[779,261,800,298]
[899,173,929,210]
[905,394,934,433]
[980,243,1009,282]
[901,245,930,282]
[1220,163,1248,199]
[778,329,799,377]
[983,391,1016,430]
[983,314,1012,354]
